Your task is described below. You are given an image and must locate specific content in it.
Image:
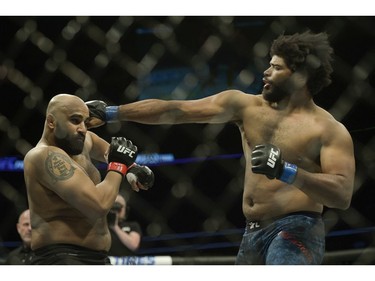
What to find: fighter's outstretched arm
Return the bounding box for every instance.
[86,90,251,128]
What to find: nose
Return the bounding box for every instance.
[78,122,87,134]
[263,66,271,76]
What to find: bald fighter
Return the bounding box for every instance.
[86,31,355,264]
[23,94,152,265]
[5,209,32,264]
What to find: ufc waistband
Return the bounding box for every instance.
[246,211,321,232]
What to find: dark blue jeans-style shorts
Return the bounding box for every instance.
[235,211,325,265]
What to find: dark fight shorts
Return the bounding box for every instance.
[29,244,111,265]
[235,211,325,265]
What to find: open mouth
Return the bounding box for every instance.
[263,83,271,90]
[263,78,271,90]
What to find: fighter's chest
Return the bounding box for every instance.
[242,108,321,151]
[262,115,308,143]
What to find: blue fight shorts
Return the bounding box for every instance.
[235,211,325,265]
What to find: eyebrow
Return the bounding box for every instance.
[70,113,88,120]
[270,62,283,67]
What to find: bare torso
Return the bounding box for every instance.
[237,96,327,220]
[119,91,347,221]
[25,133,111,251]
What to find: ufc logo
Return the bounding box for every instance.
[248,222,260,229]
[267,148,279,168]
[117,146,136,158]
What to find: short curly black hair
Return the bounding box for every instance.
[270,31,334,96]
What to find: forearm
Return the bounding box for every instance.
[94,136,138,210]
[90,159,130,215]
[86,92,239,127]
[113,225,141,251]
[294,169,353,210]
[67,172,121,224]
[94,172,122,211]
[118,99,190,124]
[119,99,229,124]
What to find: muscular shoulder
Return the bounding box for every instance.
[24,145,74,179]
[25,145,61,166]
[314,106,352,145]
[213,89,259,105]
[211,90,261,120]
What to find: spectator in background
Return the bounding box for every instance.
[5,209,32,265]
[107,194,142,257]
[0,236,9,265]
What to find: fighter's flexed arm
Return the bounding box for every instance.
[250,119,355,210]
[24,137,138,223]
[294,121,355,209]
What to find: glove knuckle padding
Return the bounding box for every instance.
[127,165,155,189]
[108,137,138,166]
[251,143,282,179]
[251,149,264,166]
[251,143,298,184]
[85,100,107,120]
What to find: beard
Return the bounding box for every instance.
[262,72,306,103]
[262,82,290,103]
[54,125,85,156]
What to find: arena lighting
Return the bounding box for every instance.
[0,153,244,171]
[0,154,174,171]
[0,157,24,171]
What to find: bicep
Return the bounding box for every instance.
[39,148,105,217]
[180,90,249,123]
[320,125,355,180]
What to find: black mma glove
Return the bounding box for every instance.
[251,143,298,184]
[107,137,138,176]
[85,100,119,126]
[126,164,155,190]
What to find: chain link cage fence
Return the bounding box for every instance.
[0,16,374,265]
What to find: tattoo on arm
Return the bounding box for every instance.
[45,151,76,182]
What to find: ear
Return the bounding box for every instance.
[46,114,56,129]
[290,70,308,89]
